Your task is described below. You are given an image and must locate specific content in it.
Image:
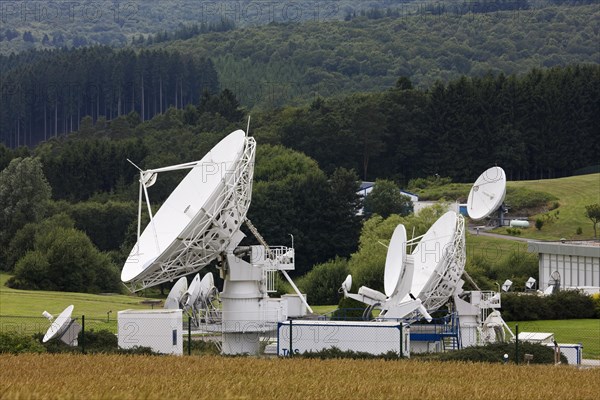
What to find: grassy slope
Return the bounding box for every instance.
[0,273,152,318]
[499,173,600,240]
[506,319,600,359]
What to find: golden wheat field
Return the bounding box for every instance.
[1,354,598,400]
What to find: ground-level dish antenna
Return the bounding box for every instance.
[341,211,466,322]
[42,305,81,346]
[525,277,536,291]
[545,271,561,294]
[467,166,506,225]
[501,279,513,292]
[122,130,254,290]
[164,277,188,310]
[121,129,310,354]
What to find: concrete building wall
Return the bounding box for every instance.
[529,241,600,291]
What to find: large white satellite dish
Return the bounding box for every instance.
[43,305,74,343]
[164,277,188,310]
[467,166,506,220]
[122,130,255,290]
[384,225,407,297]
[409,211,464,311]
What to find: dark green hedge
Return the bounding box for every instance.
[500,290,597,321]
[421,342,567,364]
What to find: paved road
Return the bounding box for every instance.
[467,226,533,243]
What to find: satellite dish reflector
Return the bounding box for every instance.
[384,225,407,297]
[467,166,506,220]
[164,277,188,310]
[342,275,352,292]
[122,130,252,287]
[199,273,215,298]
[525,277,536,290]
[183,273,202,308]
[410,211,458,302]
[43,305,74,343]
[501,279,513,292]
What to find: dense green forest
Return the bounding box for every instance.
[0,0,458,54]
[1,1,598,294]
[156,4,599,108]
[253,65,600,181]
[0,47,218,148]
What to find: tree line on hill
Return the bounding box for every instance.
[0,64,598,293]
[254,65,600,182]
[0,46,219,148]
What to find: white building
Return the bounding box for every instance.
[356,181,418,216]
[527,240,600,294]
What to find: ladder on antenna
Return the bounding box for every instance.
[245,219,271,254]
[246,219,277,292]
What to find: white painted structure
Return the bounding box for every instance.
[121,130,312,355]
[118,309,183,355]
[277,320,410,357]
[545,343,583,365]
[527,240,600,292]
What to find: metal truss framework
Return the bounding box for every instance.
[126,137,256,292]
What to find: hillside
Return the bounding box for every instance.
[414,173,600,239]
[156,4,600,108]
[500,173,600,240]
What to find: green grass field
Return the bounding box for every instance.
[0,273,153,318]
[498,173,600,240]
[465,233,531,265]
[506,319,600,359]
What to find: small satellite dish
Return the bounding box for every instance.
[183,273,202,309]
[501,279,513,292]
[384,225,407,297]
[549,271,561,293]
[525,277,536,290]
[467,166,506,220]
[341,275,352,293]
[42,305,75,343]
[198,273,215,298]
[164,277,188,310]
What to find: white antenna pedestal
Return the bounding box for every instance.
[219,243,291,355]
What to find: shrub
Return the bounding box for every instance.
[501,290,596,321]
[299,346,400,360]
[0,332,46,354]
[576,227,583,235]
[592,293,600,318]
[332,297,372,320]
[35,329,157,355]
[535,218,544,230]
[505,187,557,210]
[422,342,567,364]
[297,257,349,305]
[183,339,221,355]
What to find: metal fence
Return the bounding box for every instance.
[1,314,598,364]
